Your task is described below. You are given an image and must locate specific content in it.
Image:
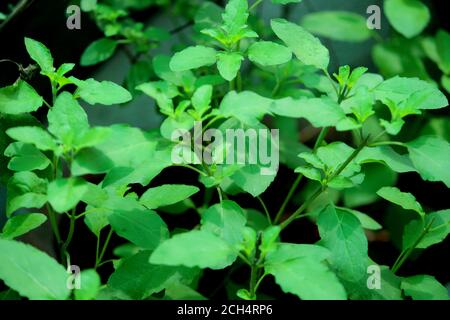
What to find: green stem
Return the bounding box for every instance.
[369,141,407,148]
[249,263,259,299]
[96,228,114,268]
[274,127,329,224]
[249,0,263,11]
[280,137,369,230]
[47,204,62,245]
[174,164,208,176]
[257,196,272,225]
[61,208,76,265]
[392,218,435,273]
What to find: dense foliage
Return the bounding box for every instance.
[0,0,449,300]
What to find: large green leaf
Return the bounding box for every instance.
[201,200,247,247]
[150,230,237,270]
[407,135,450,187]
[71,77,132,105]
[0,239,70,300]
[401,275,449,300]
[140,184,199,209]
[317,204,368,282]
[302,11,372,43]
[271,18,329,70]
[271,97,345,127]
[356,146,416,173]
[108,208,169,250]
[48,92,89,148]
[384,0,430,38]
[217,52,243,81]
[0,80,43,115]
[265,244,346,300]
[170,46,217,71]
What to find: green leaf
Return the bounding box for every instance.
[108,251,196,299]
[337,207,382,231]
[80,38,117,66]
[222,0,249,37]
[317,204,368,282]
[435,30,450,74]
[24,37,54,74]
[271,18,329,69]
[401,275,449,300]
[377,186,424,217]
[74,269,101,300]
[1,213,47,239]
[6,126,56,151]
[169,46,217,71]
[407,135,450,187]
[0,80,43,115]
[71,77,132,105]
[48,92,89,148]
[150,230,237,270]
[229,164,277,197]
[192,85,212,114]
[47,177,89,213]
[272,97,345,127]
[248,41,292,66]
[0,239,70,300]
[6,171,47,217]
[140,185,199,209]
[108,208,169,250]
[374,76,448,110]
[217,52,244,81]
[80,0,97,11]
[201,200,247,247]
[265,244,346,300]
[384,0,430,38]
[403,209,450,250]
[4,142,50,171]
[301,11,372,43]
[356,146,416,173]
[219,91,273,126]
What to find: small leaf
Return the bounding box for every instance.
[150,230,237,270]
[6,126,56,151]
[24,37,54,74]
[80,38,118,66]
[377,186,424,216]
[74,269,101,300]
[4,142,50,172]
[248,41,292,66]
[1,213,47,239]
[169,46,217,71]
[217,52,244,81]
[140,185,199,209]
[0,80,43,115]
[47,177,89,213]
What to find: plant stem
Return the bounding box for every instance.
[249,263,259,298]
[369,141,407,148]
[174,164,208,176]
[61,208,76,265]
[47,204,62,245]
[249,0,264,11]
[274,127,329,224]
[257,196,272,225]
[280,137,369,230]
[97,228,114,266]
[392,218,435,273]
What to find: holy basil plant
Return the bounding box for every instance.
[0,0,449,301]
